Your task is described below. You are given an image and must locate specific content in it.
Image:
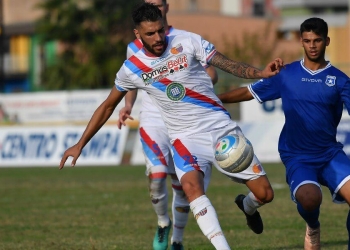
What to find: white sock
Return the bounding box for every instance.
[190,195,231,250]
[243,192,263,215]
[171,179,189,243]
[149,176,170,227]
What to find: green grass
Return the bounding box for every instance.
[0,163,348,250]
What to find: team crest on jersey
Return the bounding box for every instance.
[170,44,183,55]
[325,75,336,87]
[166,82,186,101]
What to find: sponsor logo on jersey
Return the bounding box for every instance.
[325,75,336,86]
[150,56,168,65]
[167,55,188,74]
[166,82,186,101]
[301,78,322,83]
[141,56,188,85]
[141,65,169,85]
[170,44,183,54]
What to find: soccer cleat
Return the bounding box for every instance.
[171,242,184,250]
[304,224,320,250]
[153,220,172,250]
[235,194,263,234]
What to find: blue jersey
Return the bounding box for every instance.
[249,59,350,164]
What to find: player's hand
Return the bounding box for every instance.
[59,145,82,170]
[261,58,284,78]
[117,106,134,129]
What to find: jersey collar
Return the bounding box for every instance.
[300,59,332,75]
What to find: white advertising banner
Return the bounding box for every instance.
[0,125,129,167]
[0,90,142,124]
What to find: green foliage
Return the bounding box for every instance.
[35,0,141,90]
[0,164,348,249]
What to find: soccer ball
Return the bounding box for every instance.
[215,134,254,173]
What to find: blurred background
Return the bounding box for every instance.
[0,0,349,167]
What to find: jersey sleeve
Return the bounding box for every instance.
[248,74,282,103]
[341,78,350,115]
[188,32,217,66]
[114,64,136,92]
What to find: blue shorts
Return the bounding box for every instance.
[286,150,350,203]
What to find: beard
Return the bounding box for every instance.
[140,37,165,57]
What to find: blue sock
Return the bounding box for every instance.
[297,202,320,229]
[347,210,350,250]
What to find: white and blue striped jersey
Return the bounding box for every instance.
[249,59,350,163]
[115,32,232,139]
[126,27,208,117]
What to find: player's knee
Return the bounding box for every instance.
[262,188,274,203]
[172,179,188,203]
[296,184,322,210]
[148,172,167,196]
[253,187,274,204]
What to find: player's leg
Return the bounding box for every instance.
[169,173,189,250]
[139,126,171,250]
[288,164,321,250]
[320,150,350,250]
[172,137,231,249]
[229,155,273,234]
[217,126,273,234]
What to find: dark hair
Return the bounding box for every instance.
[300,17,328,39]
[132,2,162,27]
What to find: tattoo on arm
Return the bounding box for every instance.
[210,52,261,79]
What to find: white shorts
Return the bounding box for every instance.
[170,122,266,188]
[139,122,175,175]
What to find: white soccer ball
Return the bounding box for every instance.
[215,134,254,173]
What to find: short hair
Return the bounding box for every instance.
[300,17,328,39]
[132,2,162,27]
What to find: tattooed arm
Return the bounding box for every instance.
[210,51,283,79]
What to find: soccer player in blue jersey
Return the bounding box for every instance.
[218,17,350,250]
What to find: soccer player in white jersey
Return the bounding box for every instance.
[59,3,283,249]
[218,17,350,250]
[120,1,218,249]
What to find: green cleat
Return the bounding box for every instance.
[153,220,172,250]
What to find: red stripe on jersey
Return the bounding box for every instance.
[158,78,225,110]
[133,39,143,50]
[139,127,167,166]
[173,139,201,171]
[149,172,168,179]
[129,55,153,72]
[129,54,225,110]
[172,184,183,190]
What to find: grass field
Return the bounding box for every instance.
[0,163,348,250]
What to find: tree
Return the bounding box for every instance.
[35,0,140,90]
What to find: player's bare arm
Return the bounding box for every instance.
[117,89,138,129]
[59,87,126,169]
[210,52,284,79]
[217,86,254,103]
